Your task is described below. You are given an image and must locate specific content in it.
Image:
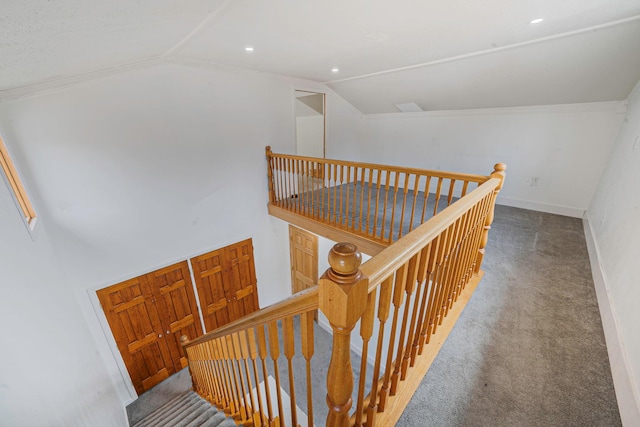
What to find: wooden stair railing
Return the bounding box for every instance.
[182,155,505,426]
[266,146,494,255]
[182,288,319,427]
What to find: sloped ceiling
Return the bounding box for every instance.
[1,0,640,113]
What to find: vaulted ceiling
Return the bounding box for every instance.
[2,0,640,113]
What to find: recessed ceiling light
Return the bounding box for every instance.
[245,46,254,52]
[331,68,339,73]
[530,18,544,24]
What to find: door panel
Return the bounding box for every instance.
[97,276,174,395]
[149,261,203,371]
[289,225,318,294]
[191,239,260,332]
[224,239,259,317]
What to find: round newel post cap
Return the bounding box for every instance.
[493,163,507,173]
[327,242,362,283]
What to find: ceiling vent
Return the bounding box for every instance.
[395,102,423,113]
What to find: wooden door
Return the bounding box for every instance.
[97,261,203,395]
[190,238,260,332]
[289,225,318,294]
[97,276,174,394]
[148,262,203,372]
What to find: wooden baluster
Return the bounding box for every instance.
[229,335,249,420]
[433,177,444,216]
[328,162,334,224]
[476,163,506,273]
[420,176,432,224]
[351,166,359,231]
[208,341,228,409]
[337,165,343,227]
[298,159,304,215]
[300,310,315,427]
[280,157,286,208]
[256,325,275,425]
[200,342,216,404]
[218,338,240,416]
[365,168,373,236]
[284,157,290,205]
[245,329,266,427]
[434,224,456,330]
[408,175,421,232]
[461,180,470,198]
[303,160,309,216]
[378,263,408,411]
[366,276,393,425]
[380,171,391,241]
[359,166,366,234]
[237,332,258,425]
[222,337,243,417]
[388,172,401,242]
[283,316,298,427]
[268,320,286,425]
[409,244,433,367]
[207,341,225,411]
[354,288,377,427]
[397,173,411,239]
[391,253,421,394]
[441,217,464,319]
[422,232,445,348]
[447,179,457,206]
[401,248,428,378]
[345,165,351,227]
[468,195,493,279]
[318,243,369,426]
[373,169,382,239]
[451,207,477,304]
[333,164,342,225]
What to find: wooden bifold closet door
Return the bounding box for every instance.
[97,261,203,395]
[190,238,260,332]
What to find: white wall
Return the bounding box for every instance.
[0,62,364,416]
[586,81,640,426]
[359,103,626,217]
[0,171,125,425]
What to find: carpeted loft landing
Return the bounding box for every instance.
[128,206,621,426]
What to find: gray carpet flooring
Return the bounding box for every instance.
[397,205,620,426]
[128,205,620,426]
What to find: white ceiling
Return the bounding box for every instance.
[2,0,640,113]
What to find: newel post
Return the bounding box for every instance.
[319,242,369,427]
[265,146,276,204]
[475,163,507,273]
[180,335,196,391]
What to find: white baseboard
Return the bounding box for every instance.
[497,197,585,218]
[583,214,640,426]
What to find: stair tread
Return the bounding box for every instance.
[132,391,238,427]
[133,392,199,427]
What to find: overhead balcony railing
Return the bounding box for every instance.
[265,147,502,255]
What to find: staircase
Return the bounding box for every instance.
[132,391,238,427]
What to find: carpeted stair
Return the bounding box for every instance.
[132,391,238,427]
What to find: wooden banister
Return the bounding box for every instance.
[265,148,495,252]
[179,151,505,427]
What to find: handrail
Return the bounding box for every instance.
[267,149,489,183]
[183,287,318,348]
